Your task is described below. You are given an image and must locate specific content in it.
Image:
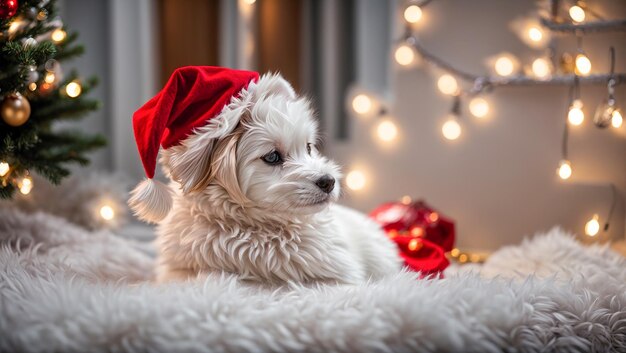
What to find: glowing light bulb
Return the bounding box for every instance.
[346,170,366,191]
[557,160,572,180]
[527,27,543,42]
[585,214,600,236]
[569,5,586,23]
[19,176,33,195]
[28,82,37,91]
[99,205,115,221]
[44,72,55,84]
[408,238,421,251]
[442,117,461,141]
[469,97,489,118]
[40,83,52,93]
[568,99,584,126]
[531,57,552,79]
[410,227,424,237]
[65,81,82,98]
[404,5,422,24]
[437,74,459,96]
[376,119,398,142]
[575,54,591,76]
[8,20,23,35]
[612,110,623,128]
[351,94,373,115]
[394,44,418,67]
[494,56,516,77]
[51,28,67,43]
[0,162,9,177]
[37,10,47,21]
[401,195,412,205]
[243,0,256,4]
[513,19,551,48]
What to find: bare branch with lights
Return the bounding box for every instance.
[540,18,626,33]
[344,0,626,239]
[407,34,626,96]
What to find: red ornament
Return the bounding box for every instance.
[394,237,448,277]
[370,200,455,276]
[0,0,18,20]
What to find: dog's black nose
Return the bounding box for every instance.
[315,175,335,194]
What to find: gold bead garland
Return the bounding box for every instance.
[447,248,489,264]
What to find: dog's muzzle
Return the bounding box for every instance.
[315,175,335,194]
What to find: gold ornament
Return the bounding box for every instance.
[1,92,31,127]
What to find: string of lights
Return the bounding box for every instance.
[344,0,625,238]
[347,0,625,143]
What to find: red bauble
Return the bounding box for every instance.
[0,0,18,20]
[394,237,448,278]
[370,200,455,276]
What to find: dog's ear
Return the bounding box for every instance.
[167,101,249,195]
[205,128,248,205]
[168,123,248,204]
[168,138,216,195]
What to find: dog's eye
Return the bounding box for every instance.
[261,151,283,165]
[306,143,312,155]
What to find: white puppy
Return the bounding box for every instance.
[132,72,401,284]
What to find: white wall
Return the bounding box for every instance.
[61,0,159,181]
[58,0,111,171]
[108,0,159,180]
[329,0,626,251]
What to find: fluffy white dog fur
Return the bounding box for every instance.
[131,74,401,284]
[2,209,626,352]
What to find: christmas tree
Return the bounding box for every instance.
[0,0,105,198]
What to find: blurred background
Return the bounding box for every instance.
[51,0,625,251]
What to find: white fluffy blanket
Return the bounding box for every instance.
[1,208,625,353]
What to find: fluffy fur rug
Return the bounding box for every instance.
[1,208,625,353]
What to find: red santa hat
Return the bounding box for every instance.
[128,66,260,223]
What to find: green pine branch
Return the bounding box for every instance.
[0,0,106,198]
[0,184,16,198]
[30,98,100,122]
[0,41,56,92]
